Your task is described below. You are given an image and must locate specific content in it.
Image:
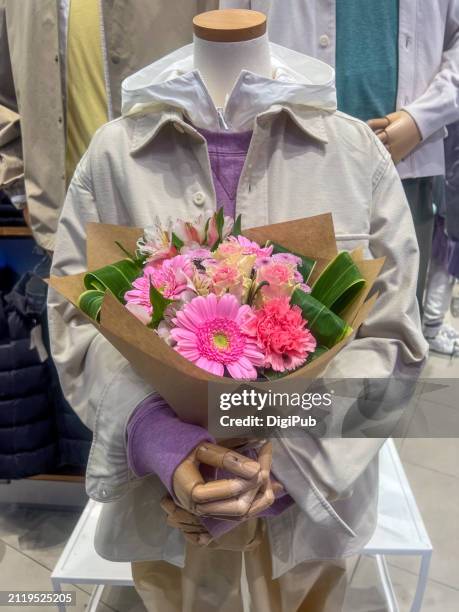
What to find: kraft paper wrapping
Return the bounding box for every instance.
[49,214,384,427]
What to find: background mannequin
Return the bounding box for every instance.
[222,0,459,317]
[193,9,272,107]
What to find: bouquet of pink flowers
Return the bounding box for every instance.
[50,211,384,426]
[78,210,369,381]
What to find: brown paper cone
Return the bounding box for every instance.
[49,214,384,427]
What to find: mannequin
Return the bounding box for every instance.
[168,9,280,524]
[193,9,272,107]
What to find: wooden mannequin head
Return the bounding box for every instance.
[193,9,267,43]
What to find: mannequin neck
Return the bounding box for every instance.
[193,33,272,108]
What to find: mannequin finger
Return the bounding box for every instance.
[166,516,207,534]
[183,532,213,547]
[172,507,204,526]
[246,486,276,518]
[195,485,261,517]
[161,497,201,525]
[173,459,205,510]
[196,443,260,479]
[257,441,272,482]
[192,473,261,504]
[160,496,178,516]
[376,130,389,145]
[367,117,390,131]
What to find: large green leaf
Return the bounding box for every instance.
[291,289,352,348]
[84,259,142,303]
[78,290,105,322]
[311,252,365,314]
[270,242,316,284]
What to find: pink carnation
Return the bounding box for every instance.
[171,294,264,379]
[243,297,316,372]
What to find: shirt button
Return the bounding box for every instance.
[111,54,121,64]
[193,192,205,206]
[319,34,330,48]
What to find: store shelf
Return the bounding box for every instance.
[0,226,32,237]
[28,474,85,484]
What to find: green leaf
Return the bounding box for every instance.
[270,242,317,284]
[215,206,225,240]
[291,289,352,348]
[115,241,137,263]
[231,214,243,237]
[204,217,211,243]
[311,252,366,315]
[78,290,105,322]
[148,283,174,329]
[84,259,141,303]
[171,232,185,250]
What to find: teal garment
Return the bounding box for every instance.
[336,0,399,121]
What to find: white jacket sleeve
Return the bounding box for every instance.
[404,0,459,139]
[272,138,428,509]
[48,150,154,501]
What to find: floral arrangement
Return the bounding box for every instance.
[79,210,366,382]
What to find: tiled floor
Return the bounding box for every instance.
[1,357,458,610]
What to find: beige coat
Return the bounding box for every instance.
[0,0,217,250]
[48,44,428,577]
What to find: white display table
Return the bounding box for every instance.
[51,439,432,612]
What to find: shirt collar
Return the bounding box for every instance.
[129,105,328,155]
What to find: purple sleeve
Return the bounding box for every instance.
[127,396,293,538]
[126,395,215,494]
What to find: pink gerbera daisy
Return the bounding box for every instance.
[170,294,264,379]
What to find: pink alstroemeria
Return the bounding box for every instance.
[243,297,317,372]
[124,255,195,323]
[136,220,177,265]
[172,216,207,246]
[171,294,264,379]
[206,214,234,247]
